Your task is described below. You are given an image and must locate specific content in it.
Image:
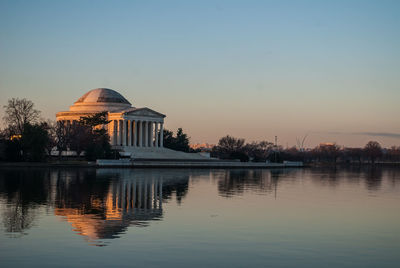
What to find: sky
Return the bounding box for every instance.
[0,0,399,147]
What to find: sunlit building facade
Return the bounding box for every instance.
[56,88,166,150]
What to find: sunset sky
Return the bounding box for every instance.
[1,0,399,147]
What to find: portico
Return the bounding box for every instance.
[108,108,165,148]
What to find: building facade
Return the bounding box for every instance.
[56,88,166,150]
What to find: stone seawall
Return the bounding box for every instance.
[96,159,303,168]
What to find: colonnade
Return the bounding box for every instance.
[109,119,164,148]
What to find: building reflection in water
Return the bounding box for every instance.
[53,169,194,246]
[0,168,192,246]
[54,172,163,246]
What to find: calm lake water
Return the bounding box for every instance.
[0,167,399,267]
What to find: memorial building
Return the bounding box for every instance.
[56,88,166,150]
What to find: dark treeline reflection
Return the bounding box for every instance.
[215,169,294,197]
[0,169,53,235]
[0,168,196,245]
[306,166,393,191]
[214,166,400,197]
[1,167,399,245]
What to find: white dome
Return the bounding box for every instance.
[75,88,131,105]
[69,88,132,112]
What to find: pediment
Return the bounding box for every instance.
[123,107,165,118]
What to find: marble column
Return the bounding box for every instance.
[107,121,111,142]
[109,120,113,145]
[149,121,154,147]
[118,120,123,146]
[160,123,164,147]
[129,120,134,146]
[122,120,127,146]
[133,120,137,147]
[113,120,118,146]
[143,121,148,147]
[127,120,131,147]
[138,121,142,147]
[154,122,159,148]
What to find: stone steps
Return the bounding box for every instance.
[121,147,213,160]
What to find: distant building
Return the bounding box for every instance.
[56,88,166,150]
[319,142,336,147]
[189,143,215,151]
[56,88,209,160]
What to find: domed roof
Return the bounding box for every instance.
[75,88,131,105]
[66,88,133,113]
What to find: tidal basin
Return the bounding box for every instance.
[0,167,399,267]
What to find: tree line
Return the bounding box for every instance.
[211,135,399,164]
[0,98,114,161]
[1,98,398,164]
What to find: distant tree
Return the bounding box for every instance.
[212,135,247,161]
[364,141,382,164]
[244,141,274,162]
[79,111,110,128]
[3,98,41,135]
[20,123,49,161]
[85,130,112,160]
[163,128,191,152]
[43,120,57,156]
[175,128,190,152]
[77,112,111,160]
[312,143,341,164]
[163,129,175,148]
[68,123,91,158]
[345,147,363,164]
[53,121,71,159]
[4,139,23,161]
[50,113,112,160]
[230,151,249,162]
[387,146,400,162]
[0,128,5,139]
[281,147,304,162]
[326,144,341,164]
[216,135,245,154]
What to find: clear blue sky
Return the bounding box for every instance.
[1,0,399,147]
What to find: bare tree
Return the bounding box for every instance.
[211,135,248,161]
[345,147,363,164]
[313,143,341,163]
[43,120,57,156]
[296,134,308,152]
[387,146,400,162]
[54,121,71,159]
[244,141,274,161]
[364,141,382,164]
[3,98,41,135]
[217,135,245,153]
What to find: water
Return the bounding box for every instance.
[0,167,399,267]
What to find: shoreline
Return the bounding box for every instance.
[0,161,302,169]
[0,161,399,169]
